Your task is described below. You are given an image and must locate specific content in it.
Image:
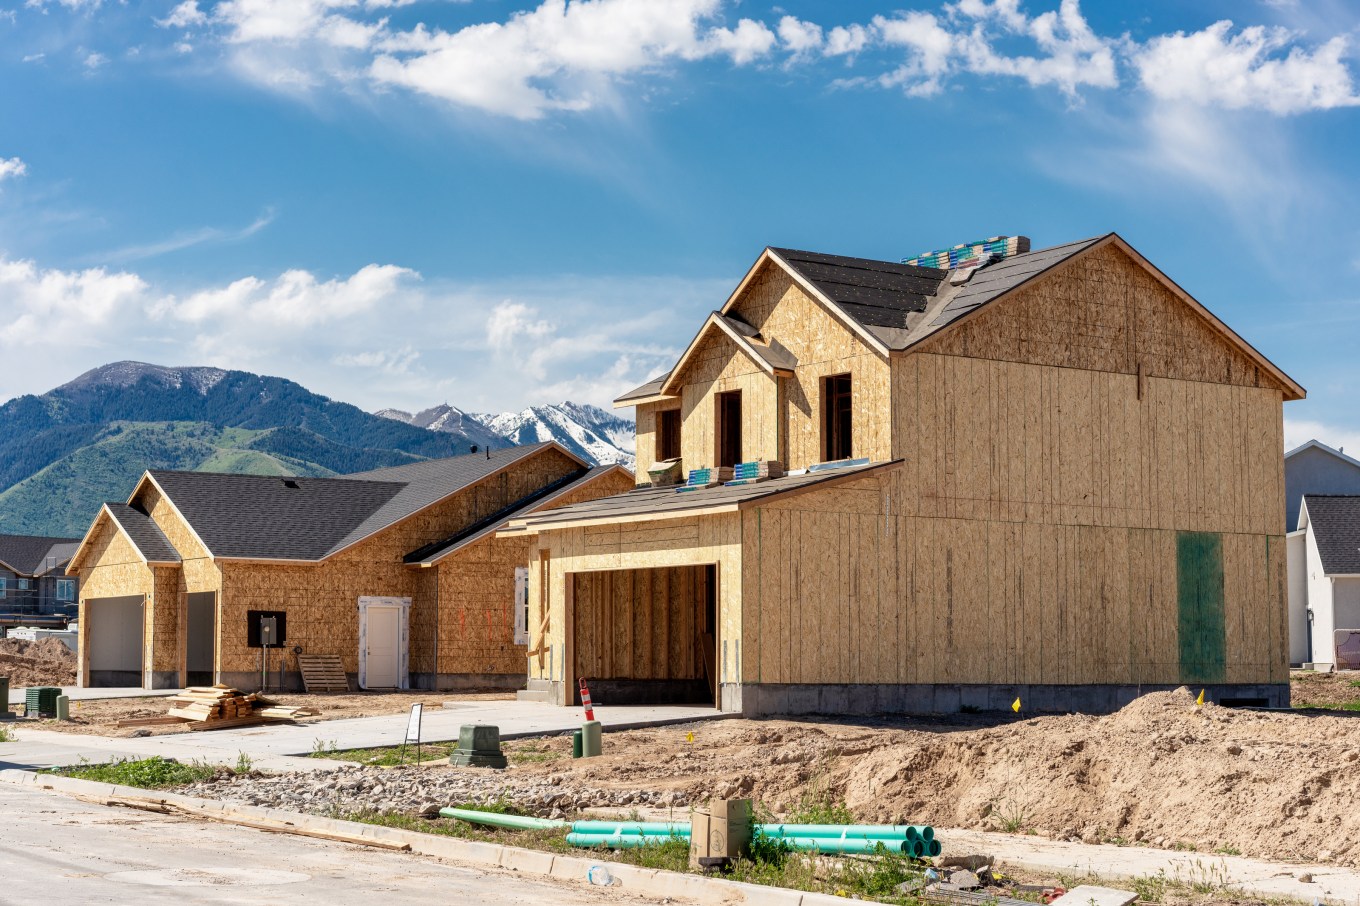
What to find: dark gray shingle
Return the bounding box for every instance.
[771,248,948,334]
[103,504,182,564]
[1305,495,1360,575]
[0,533,81,576]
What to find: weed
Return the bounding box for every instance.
[0,724,15,743]
[310,738,341,757]
[991,797,1030,833]
[1214,845,1241,856]
[234,752,253,774]
[1131,870,1168,903]
[51,756,217,789]
[505,743,562,765]
[1349,680,1360,688]
[312,741,456,765]
[785,777,855,825]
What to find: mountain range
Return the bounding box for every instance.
[0,362,633,538]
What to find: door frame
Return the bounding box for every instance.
[358,596,411,689]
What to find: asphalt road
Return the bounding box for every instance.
[0,784,654,905]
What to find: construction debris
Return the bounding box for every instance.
[164,685,317,730]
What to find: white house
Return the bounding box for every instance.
[1291,495,1360,669]
[1286,440,1360,531]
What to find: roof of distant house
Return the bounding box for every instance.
[1303,495,1360,575]
[0,533,81,577]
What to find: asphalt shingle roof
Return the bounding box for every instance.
[771,247,948,333]
[1304,495,1360,575]
[103,503,182,564]
[145,443,575,561]
[0,533,81,576]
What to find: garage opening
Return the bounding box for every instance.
[86,595,144,687]
[186,592,216,687]
[572,564,717,706]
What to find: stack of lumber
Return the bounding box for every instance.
[725,460,785,486]
[676,466,733,492]
[165,685,318,730]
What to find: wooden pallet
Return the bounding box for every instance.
[297,654,350,693]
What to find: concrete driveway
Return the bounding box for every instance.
[0,783,662,906]
[0,699,728,772]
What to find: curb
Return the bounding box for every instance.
[1,768,846,906]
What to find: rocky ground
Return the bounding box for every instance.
[0,637,76,687]
[176,687,1360,868]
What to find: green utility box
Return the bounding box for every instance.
[26,686,60,718]
[448,724,508,769]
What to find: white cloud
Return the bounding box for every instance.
[777,16,822,57]
[157,263,418,326]
[332,346,421,374]
[1285,419,1360,455]
[952,0,1117,95]
[83,51,107,70]
[1132,20,1360,114]
[486,301,555,353]
[0,157,27,182]
[157,1,207,29]
[0,258,147,345]
[825,23,871,57]
[873,11,956,96]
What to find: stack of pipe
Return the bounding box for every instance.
[438,809,940,857]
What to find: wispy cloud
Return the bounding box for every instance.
[0,157,27,182]
[92,209,276,263]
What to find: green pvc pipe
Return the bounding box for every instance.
[924,838,941,857]
[567,832,675,848]
[571,821,690,836]
[439,808,566,831]
[567,832,912,857]
[757,824,932,842]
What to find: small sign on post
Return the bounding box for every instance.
[399,702,423,765]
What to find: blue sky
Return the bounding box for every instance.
[0,0,1358,444]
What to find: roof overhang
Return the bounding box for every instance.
[503,460,903,534]
[659,312,796,397]
[1286,439,1360,470]
[67,503,180,573]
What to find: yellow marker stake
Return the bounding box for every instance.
[685,731,694,744]
[1196,689,1205,707]
[1011,697,1021,713]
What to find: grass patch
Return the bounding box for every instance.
[505,742,564,765]
[1291,699,1360,711]
[49,756,217,789]
[0,724,16,743]
[784,779,856,825]
[311,741,457,766]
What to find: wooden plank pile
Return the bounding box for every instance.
[163,685,318,731]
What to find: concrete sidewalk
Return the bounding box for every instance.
[0,699,727,772]
[8,685,180,707]
[941,828,1347,904]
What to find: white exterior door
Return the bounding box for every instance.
[358,596,410,689]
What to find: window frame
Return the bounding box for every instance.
[56,578,76,602]
[821,373,853,462]
[655,407,682,462]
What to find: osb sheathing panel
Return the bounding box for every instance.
[151,565,182,674]
[890,353,1285,536]
[632,403,676,485]
[740,481,1286,688]
[670,267,889,473]
[77,521,154,601]
[545,467,636,510]
[528,512,741,684]
[572,565,708,681]
[919,243,1288,394]
[434,534,531,676]
[137,484,220,593]
[214,447,586,675]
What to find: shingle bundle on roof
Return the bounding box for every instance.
[902,235,1031,270]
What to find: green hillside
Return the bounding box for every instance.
[0,420,415,537]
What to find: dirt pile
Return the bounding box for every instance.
[0,637,77,687]
[512,688,1360,865]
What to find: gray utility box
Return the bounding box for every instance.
[448,724,508,769]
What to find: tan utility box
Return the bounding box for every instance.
[689,798,752,869]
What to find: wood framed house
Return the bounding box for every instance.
[66,443,632,690]
[0,534,80,627]
[507,234,1304,715]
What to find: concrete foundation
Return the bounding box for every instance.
[410,672,525,693]
[733,682,1291,716]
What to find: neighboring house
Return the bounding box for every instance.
[1290,495,1360,670]
[1285,440,1360,532]
[506,233,1304,715]
[0,533,81,626]
[67,443,633,689]
[1283,441,1360,664]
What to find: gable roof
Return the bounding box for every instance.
[0,533,81,577]
[659,312,798,396]
[1287,439,1360,472]
[614,371,672,408]
[102,503,183,565]
[406,464,629,566]
[1302,495,1360,575]
[504,460,901,533]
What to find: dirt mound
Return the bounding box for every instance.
[515,687,1360,865]
[0,636,77,687]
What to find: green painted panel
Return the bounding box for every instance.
[1177,531,1227,683]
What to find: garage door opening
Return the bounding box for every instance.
[571,564,717,706]
[86,595,144,687]
[186,592,216,687]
